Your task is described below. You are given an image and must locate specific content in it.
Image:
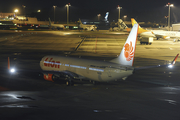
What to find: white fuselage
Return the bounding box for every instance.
[153,30,180,38]
[140,30,180,39]
[50,24,64,29]
[79,24,97,31]
[40,56,134,82]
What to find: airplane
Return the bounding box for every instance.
[48,18,64,30]
[112,19,131,32]
[8,24,179,86]
[78,19,97,31]
[131,18,180,41]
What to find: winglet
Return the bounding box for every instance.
[8,57,10,70]
[168,54,179,68]
[8,57,16,73]
[171,53,179,66]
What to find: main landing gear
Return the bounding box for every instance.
[65,76,74,86]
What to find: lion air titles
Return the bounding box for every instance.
[44,58,60,68]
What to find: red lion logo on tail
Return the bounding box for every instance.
[124,41,134,61]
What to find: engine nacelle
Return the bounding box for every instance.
[43,74,54,82]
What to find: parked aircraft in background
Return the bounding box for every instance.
[48,18,64,30]
[78,19,97,31]
[111,19,131,32]
[131,18,180,41]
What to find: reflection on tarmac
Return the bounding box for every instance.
[0,30,180,120]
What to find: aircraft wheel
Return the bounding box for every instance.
[66,81,74,86]
[66,81,70,86]
[52,75,58,80]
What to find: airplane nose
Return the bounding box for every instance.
[40,60,43,68]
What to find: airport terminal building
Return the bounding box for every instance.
[0,13,14,19]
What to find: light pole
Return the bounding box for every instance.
[53,6,57,23]
[22,5,26,17]
[166,3,173,31]
[117,5,122,20]
[97,14,101,21]
[66,3,71,28]
[22,5,26,21]
[123,15,127,21]
[14,9,19,17]
[164,16,168,27]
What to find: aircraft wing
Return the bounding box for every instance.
[134,54,179,71]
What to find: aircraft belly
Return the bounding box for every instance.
[76,70,133,82]
[112,70,133,80]
[40,57,134,82]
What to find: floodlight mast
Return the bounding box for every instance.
[117,5,122,20]
[53,6,57,23]
[166,3,174,31]
[66,3,71,28]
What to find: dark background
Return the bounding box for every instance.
[1,0,180,23]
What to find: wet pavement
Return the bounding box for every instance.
[0,30,180,120]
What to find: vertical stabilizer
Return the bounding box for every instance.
[104,12,109,21]
[131,18,138,27]
[131,18,147,34]
[48,18,52,27]
[79,18,83,28]
[79,18,82,24]
[118,19,128,30]
[110,24,139,66]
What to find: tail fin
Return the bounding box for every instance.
[171,54,179,66]
[131,18,148,34]
[79,18,82,24]
[104,12,109,21]
[131,18,138,27]
[48,18,52,27]
[110,24,139,66]
[118,19,128,31]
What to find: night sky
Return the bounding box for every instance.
[1,0,180,23]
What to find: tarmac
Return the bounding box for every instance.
[0,30,180,120]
